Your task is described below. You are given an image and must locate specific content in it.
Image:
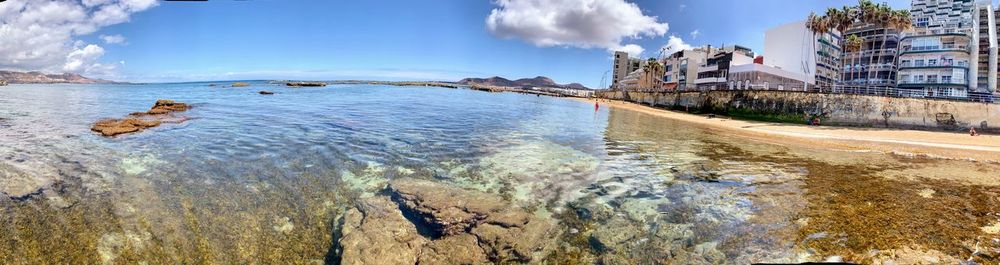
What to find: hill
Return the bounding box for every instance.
[458,76,589,90]
[0,71,116,84]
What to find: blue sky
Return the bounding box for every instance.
[2,0,916,87]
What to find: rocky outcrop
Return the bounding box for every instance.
[286,82,327,87]
[337,178,557,265]
[91,100,191,137]
[0,79,7,86]
[231,82,250,87]
[258,90,274,95]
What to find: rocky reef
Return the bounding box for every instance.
[91,100,191,137]
[337,178,557,264]
[231,82,250,87]
[286,82,327,87]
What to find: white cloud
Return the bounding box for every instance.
[690,29,700,39]
[63,43,104,72]
[618,44,645,58]
[100,34,126,44]
[661,36,693,56]
[486,0,669,55]
[0,0,156,78]
[679,4,687,11]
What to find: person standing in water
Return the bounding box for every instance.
[595,102,600,111]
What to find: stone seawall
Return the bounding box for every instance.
[596,90,1000,133]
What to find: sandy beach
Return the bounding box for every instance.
[583,98,1000,162]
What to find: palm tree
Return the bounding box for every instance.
[865,3,895,93]
[844,35,864,93]
[888,9,913,95]
[642,58,664,92]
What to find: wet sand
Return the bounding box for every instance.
[581,98,1000,163]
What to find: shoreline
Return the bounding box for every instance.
[578,98,1000,162]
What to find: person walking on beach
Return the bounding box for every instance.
[970,127,980,136]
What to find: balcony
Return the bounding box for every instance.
[697,64,718,72]
[899,44,970,54]
[898,60,969,69]
[898,78,967,86]
[693,77,726,84]
[900,28,972,39]
[842,63,896,72]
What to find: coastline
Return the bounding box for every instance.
[579,98,1000,162]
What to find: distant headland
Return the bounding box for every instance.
[0,71,117,84]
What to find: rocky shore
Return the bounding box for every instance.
[90,100,191,136]
[337,178,557,264]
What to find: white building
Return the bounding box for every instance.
[728,63,813,91]
[897,0,976,99]
[765,20,843,87]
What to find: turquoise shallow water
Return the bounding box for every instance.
[1,82,997,264]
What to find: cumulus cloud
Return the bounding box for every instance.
[0,0,156,77]
[100,34,126,44]
[661,36,693,55]
[485,0,669,56]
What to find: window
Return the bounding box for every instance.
[763,81,769,90]
[928,59,937,66]
[746,80,752,90]
[729,81,735,90]
[666,65,673,72]
[915,59,925,67]
[777,85,785,90]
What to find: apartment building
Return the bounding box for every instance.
[694,45,755,90]
[764,20,842,88]
[897,0,976,99]
[611,51,642,89]
[661,46,717,91]
[841,23,901,90]
[974,2,998,100]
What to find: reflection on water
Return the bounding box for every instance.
[1,82,998,264]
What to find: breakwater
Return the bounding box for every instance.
[597,90,1000,133]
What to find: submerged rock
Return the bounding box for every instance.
[338,178,558,264]
[286,81,326,87]
[258,90,274,95]
[91,99,191,137]
[339,197,428,265]
[390,178,510,236]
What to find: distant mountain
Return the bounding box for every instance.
[458,76,590,90]
[0,71,116,84]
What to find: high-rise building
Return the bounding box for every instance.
[841,23,901,91]
[973,2,998,101]
[764,20,842,88]
[661,45,717,91]
[611,51,642,89]
[897,0,976,99]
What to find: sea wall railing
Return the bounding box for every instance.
[619,84,996,103]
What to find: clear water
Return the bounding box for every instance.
[1,82,998,264]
